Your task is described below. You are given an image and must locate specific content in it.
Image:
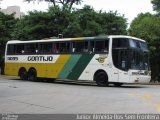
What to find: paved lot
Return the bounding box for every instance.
[0,75,160,114]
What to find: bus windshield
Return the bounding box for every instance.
[112,38,150,71]
[130,50,150,70]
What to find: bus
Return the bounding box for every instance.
[4,35,151,86]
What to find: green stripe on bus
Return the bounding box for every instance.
[67,54,94,80]
[58,55,82,79]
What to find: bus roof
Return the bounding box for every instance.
[109,35,145,42]
[7,35,145,44]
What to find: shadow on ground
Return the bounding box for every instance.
[5,77,149,89]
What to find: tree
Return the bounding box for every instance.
[63,6,127,37]
[12,6,71,40]
[12,5,127,39]
[129,13,160,79]
[0,12,17,56]
[98,11,127,35]
[151,0,160,12]
[64,5,104,37]
[25,0,82,10]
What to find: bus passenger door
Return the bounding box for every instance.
[118,50,130,83]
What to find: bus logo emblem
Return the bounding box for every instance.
[96,56,107,63]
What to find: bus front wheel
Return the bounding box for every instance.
[28,69,37,81]
[94,72,108,87]
[19,68,27,80]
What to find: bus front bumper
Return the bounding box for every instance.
[130,75,151,83]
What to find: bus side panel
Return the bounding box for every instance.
[4,63,46,77]
[5,63,20,76]
[78,54,111,81]
[57,54,82,79]
[45,55,71,78]
[66,54,94,80]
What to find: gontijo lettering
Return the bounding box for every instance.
[27,56,53,61]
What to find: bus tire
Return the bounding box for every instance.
[28,68,37,81]
[114,83,123,87]
[19,68,27,80]
[94,72,108,87]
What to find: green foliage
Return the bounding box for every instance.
[12,6,127,40]
[0,12,17,55]
[151,0,160,12]
[63,5,104,37]
[129,13,160,43]
[12,6,71,40]
[99,11,127,35]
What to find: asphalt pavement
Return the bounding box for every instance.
[0,75,160,114]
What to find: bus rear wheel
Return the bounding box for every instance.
[28,69,37,81]
[19,68,27,80]
[94,72,108,87]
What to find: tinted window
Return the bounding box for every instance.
[129,39,140,48]
[53,43,60,53]
[72,41,88,53]
[41,43,52,54]
[113,38,129,48]
[90,41,95,52]
[130,51,143,70]
[7,44,15,55]
[140,41,148,50]
[15,44,25,54]
[95,40,109,52]
[7,44,25,55]
[59,42,70,53]
[26,43,38,54]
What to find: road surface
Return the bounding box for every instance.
[0,75,160,114]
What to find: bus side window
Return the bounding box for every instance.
[38,44,43,54]
[104,40,109,52]
[7,44,15,55]
[53,43,59,53]
[15,44,25,54]
[72,42,75,53]
[43,43,52,54]
[83,41,89,52]
[26,44,38,54]
[90,41,95,53]
[76,42,83,52]
[59,42,70,53]
[94,40,109,53]
[72,41,89,53]
[95,41,104,52]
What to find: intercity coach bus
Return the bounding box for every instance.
[4,35,151,86]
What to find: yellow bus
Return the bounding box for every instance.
[4,35,151,86]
